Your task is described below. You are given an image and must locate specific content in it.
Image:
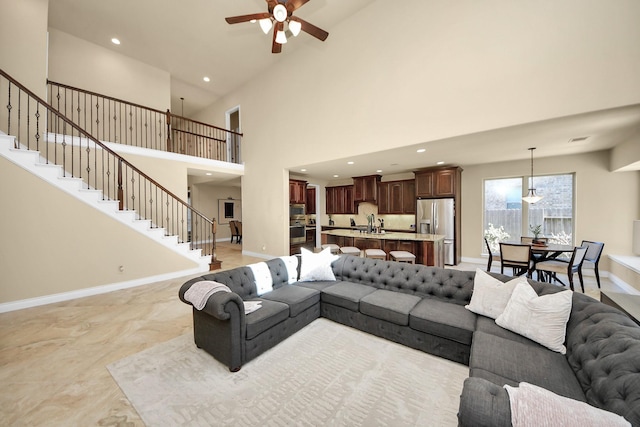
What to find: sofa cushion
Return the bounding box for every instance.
[410,298,476,345]
[475,315,541,347]
[260,285,320,317]
[495,283,572,354]
[321,282,378,311]
[470,331,585,401]
[245,299,289,340]
[294,281,338,292]
[360,289,422,326]
[465,269,528,319]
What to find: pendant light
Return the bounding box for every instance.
[522,147,543,204]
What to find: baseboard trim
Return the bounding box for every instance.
[0,267,207,314]
[242,250,276,260]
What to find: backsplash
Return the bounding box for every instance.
[329,202,415,231]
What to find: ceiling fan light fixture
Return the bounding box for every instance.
[259,18,273,34]
[275,30,287,44]
[273,4,287,22]
[289,20,302,36]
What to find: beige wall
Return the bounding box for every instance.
[189,183,242,241]
[0,0,48,98]
[461,151,640,270]
[47,28,171,111]
[196,0,640,259]
[0,156,198,304]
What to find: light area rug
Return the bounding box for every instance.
[108,318,468,426]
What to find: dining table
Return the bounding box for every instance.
[528,243,575,262]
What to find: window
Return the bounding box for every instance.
[483,174,574,254]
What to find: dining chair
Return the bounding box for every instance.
[484,238,499,272]
[229,221,238,243]
[234,221,242,244]
[499,243,532,277]
[535,246,588,292]
[581,240,605,289]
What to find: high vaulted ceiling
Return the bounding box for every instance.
[48,0,373,117]
[47,0,640,178]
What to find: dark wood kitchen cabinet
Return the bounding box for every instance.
[353,175,381,204]
[326,185,355,214]
[289,179,307,204]
[378,180,415,214]
[415,167,461,198]
[306,187,316,214]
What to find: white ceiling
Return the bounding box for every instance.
[47,0,373,117]
[47,0,640,181]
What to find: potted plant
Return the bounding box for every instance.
[529,224,543,244]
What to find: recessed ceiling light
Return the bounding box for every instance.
[111,38,121,45]
[203,77,210,82]
[417,148,426,153]
[436,161,445,165]
[376,169,383,173]
[333,174,339,178]
[347,161,354,165]
[300,168,307,172]
[205,172,212,176]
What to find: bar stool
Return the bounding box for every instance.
[321,243,340,255]
[340,246,361,256]
[365,248,387,260]
[390,250,416,264]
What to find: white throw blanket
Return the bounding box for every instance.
[505,382,630,427]
[184,281,231,310]
[248,262,273,295]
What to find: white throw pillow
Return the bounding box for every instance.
[505,382,630,427]
[465,269,529,319]
[278,255,300,284]
[299,247,339,282]
[495,282,572,354]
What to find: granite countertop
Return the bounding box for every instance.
[322,228,445,242]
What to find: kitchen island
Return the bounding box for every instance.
[321,229,445,267]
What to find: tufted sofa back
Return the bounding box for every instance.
[565,293,640,425]
[186,258,293,300]
[331,255,475,306]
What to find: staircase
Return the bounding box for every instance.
[0,132,211,269]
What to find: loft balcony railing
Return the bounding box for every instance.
[46,80,242,163]
[1,68,221,271]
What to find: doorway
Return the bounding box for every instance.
[225,106,241,164]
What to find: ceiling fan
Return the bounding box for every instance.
[225,0,329,54]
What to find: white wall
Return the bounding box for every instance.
[0,156,198,304]
[190,183,242,241]
[0,0,49,98]
[47,28,171,111]
[196,0,640,259]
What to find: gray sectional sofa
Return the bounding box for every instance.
[179,254,640,426]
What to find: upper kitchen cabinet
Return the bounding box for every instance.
[306,186,316,214]
[289,179,307,204]
[353,175,381,204]
[378,180,415,214]
[415,167,462,198]
[326,185,355,214]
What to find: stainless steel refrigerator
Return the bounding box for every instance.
[416,198,455,265]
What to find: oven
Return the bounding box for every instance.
[290,217,306,244]
[290,203,305,217]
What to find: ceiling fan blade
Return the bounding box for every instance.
[290,17,329,41]
[225,12,270,24]
[287,0,310,12]
[272,21,283,53]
